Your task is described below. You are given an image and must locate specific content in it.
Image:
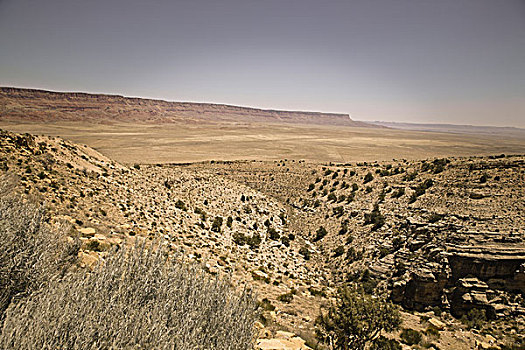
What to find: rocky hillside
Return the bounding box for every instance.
[1,128,524,349]
[0,87,371,127]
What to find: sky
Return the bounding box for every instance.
[0,0,524,127]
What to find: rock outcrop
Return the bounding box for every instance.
[0,87,370,127]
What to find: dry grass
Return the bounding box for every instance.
[1,241,257,349]
[0,175,79,319]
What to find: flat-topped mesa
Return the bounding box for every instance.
[0,87,368,127]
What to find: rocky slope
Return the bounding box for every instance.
[0,87,371,127]
[1,129,524,349]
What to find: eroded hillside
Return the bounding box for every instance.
[1,129,524,349]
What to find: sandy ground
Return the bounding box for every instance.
[1,121,524,164]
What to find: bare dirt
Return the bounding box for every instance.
[2,121,525,164]
[2,87,525,165]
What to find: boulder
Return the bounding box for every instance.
[78,227,96,237]
[257,338,310,350]
[428,317,446,330]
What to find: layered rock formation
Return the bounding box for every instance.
[0,87,369,127]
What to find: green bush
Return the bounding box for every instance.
[460,308,487,329]
[333,245,345,257]
[280,235,290,247]
[316,286,400,349]
[1,242,257,349]
[327,193,337,202]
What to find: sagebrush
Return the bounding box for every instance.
[0,175,257,349]
[0,175,79,320]
[1,242,257,349]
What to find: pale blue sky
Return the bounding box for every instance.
[0,0,524,127]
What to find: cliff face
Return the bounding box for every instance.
[0,87,368,127]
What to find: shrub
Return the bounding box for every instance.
[333,245,345,257]
[308,287,326,297]
[316,286,400,349]
[432,306,442,317]
[211,216,223,232]
[0,180,79,320]
[364,172,374,183]
[268,227,280,241]
[278,289,296,303]
[259,298,275,311]
[299,246,311,260]
[0,242,257,349]
[233,232,261,250]
[195,207,207,221]
[400,328,422,345]
[403,171,417,181]
[408,179,434,203]
[460,308,487,329]
[314,226,328,241]
[364,203,385,231]
[333,206,344,217]
[425,326,440,337]
[370,336,402,350]
[327,193,337,202]
[175,199,187,211]
[280,235,290,247]
[428,213,444,223]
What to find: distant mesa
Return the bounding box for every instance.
[0,87,374,127]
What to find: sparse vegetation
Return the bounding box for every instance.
[1,126,523,349]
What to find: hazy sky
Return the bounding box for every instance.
[0,0,524,127]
